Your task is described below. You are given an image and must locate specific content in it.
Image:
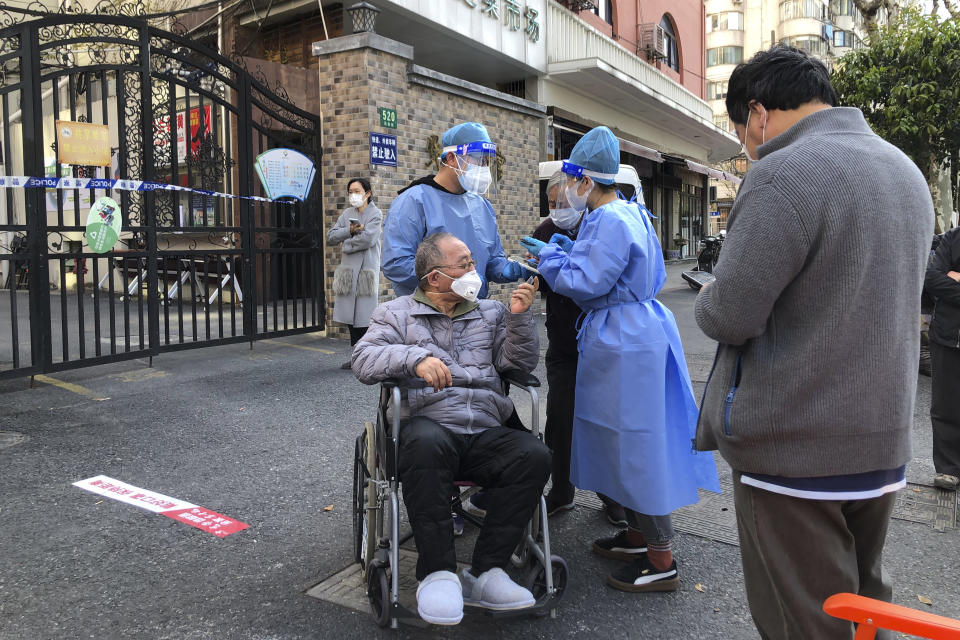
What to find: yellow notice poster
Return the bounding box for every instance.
[55,120,111,166]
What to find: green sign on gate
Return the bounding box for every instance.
[378,107,397,129]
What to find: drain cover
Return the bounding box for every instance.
[307,549,466,617]
[895,483,958,532]
[0,431,28,450]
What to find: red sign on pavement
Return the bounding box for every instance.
[74,475,249,538]
[162,507,250,538]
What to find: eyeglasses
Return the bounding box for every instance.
[431,260,477,272]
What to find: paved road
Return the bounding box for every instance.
[1,262,957,639]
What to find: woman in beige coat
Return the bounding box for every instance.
[327,178,382,368]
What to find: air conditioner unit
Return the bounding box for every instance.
[639,23,667,60]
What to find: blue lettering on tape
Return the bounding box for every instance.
[27,177,58,188]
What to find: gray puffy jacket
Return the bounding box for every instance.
[352,292,539,434]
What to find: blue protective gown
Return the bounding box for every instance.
[538,198,720,515]
[382,183,513,298]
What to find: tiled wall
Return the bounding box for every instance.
[317,46,544,338]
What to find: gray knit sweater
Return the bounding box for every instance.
[695,107,934,476]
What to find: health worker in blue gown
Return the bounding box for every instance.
[524,126,720,594]
[381,121,526,299]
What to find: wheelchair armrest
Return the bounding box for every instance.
[500,369,541,388]
[381,379,400,389]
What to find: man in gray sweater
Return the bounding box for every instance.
[695,46,934,639]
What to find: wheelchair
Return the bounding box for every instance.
[352,370,568,628]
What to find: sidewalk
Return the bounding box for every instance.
[0,264,956,639]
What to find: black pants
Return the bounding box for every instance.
[398,416,551,580]
[348,325,367,346]
[931,341,960,476]
[544,347,578,502]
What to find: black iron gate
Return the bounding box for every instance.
[0,10,324,380]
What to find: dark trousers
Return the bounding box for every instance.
[544,347,578,502]
[348,325,367,346]
[398,416,551,580]
[733,471,896,640]
[931,341,960,476]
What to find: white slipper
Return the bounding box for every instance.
[416,570,463,625]
[461,567,535,610]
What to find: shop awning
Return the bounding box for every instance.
[620,138,663,163]
[685,159,742,185]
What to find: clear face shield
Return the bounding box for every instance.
[441,141,498,196]
[560,160,619,212]
[548,180,583,230]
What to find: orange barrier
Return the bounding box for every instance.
[823,593,960,640]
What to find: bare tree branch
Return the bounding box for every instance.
[943,0,960,19]
[852,0,884,34]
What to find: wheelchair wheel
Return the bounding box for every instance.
[525,555,568,604]
[367,564,391,628]
[353,422,379,572]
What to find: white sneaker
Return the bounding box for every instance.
[416,570,463,625]
[460,567,535,610]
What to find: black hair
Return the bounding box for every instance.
[347,177,373,204]
[725,45,836,125]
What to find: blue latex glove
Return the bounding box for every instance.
[520,236,547,257]
[549,233,575,253]
[501,260,525,281]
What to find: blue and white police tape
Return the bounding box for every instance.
[0,175,295,204]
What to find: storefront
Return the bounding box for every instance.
[192,0,744,334]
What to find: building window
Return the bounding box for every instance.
[660,16,680,72]
[706,46,743,67]
[592,0,613,26]
[713,114,731,131]
[706,11,744,33]
[779,0,827,21]
[781,35,827,56]
[707,80,728,100]
[830,0,853,16]
[833,29,862,48]
[831,0,864,26]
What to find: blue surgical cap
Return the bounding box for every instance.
[441,122,492,147]
[567,126,619,185]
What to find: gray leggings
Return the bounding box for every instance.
[625,509,674,546]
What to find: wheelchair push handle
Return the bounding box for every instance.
[500,369,541,389]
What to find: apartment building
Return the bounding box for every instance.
[703,0,871,227]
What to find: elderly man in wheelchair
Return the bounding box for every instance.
[352,232,551,626]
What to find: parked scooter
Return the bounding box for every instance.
[681,231,725,291]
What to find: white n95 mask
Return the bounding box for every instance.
[437,269,483,302]
[458,163,493,195]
